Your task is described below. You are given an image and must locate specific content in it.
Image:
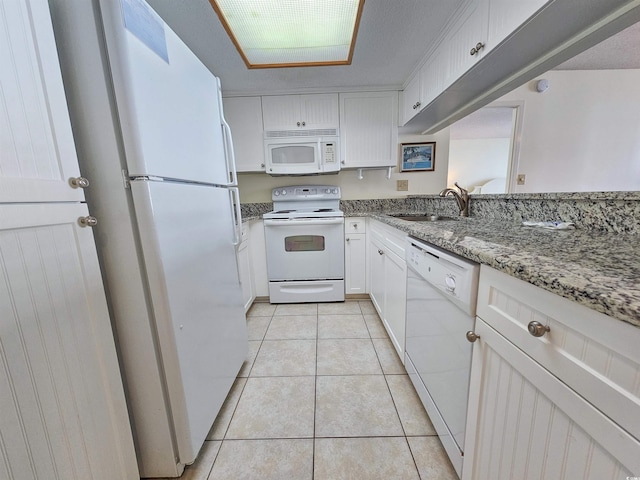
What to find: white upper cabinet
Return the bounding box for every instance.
[442,0,487,89]
[340,91,398,168]
[262,93,339,131]
[223,97,266,172]
[0,0,84,203]
[419,46,447,111]
[401,73,421,125]
[401,0,549,128]
[485,0,549,56]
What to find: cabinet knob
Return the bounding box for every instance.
[69,176,90,188]
[378,249,384,255]
[260,163,265,168]
[346,237,350,242]
[470,41,485,56]
[302,121,306,126]
[466,331,480,343]
[527,321,550,337]
[78,216,98,227]
[296,121,301,127]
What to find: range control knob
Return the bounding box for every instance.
[281,189,287,195]
[332,188,338,194]
[274,190,280,196]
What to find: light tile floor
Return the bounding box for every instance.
[167,300,458,480]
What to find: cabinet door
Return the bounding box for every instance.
[0,203,138,479]
[223,97,265,172]
[345,233,366,294]
[443,0,487,89]
[420,46,448,108]
[0,0,84,203]
[485,0,548,56]
[340,92,398,168]
[383,248,407,359]
[300,94,339,130]
[261,95,301,130]
[463,318,640,480]
[261,94,338,131]
[401,73,421,125]
[369,237,385,317]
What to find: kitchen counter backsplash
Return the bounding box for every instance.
[241,192,640,233]
[343,191,640,234]
[241,202,272,220]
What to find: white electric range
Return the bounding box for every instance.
[263,186,345,303]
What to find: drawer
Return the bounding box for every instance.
[345,217,366,234]
[476,265,640,441]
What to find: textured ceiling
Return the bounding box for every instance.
[449,107,514,140]
[147,0,467,95]
[554,20,640,70]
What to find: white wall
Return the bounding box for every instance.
[499,69,640,193]
[237,129,450,202]
[447,138,510,192]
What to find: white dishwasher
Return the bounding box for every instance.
[405,237,479,478]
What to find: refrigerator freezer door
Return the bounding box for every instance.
[99,0,232,185]
[130,179,248,465]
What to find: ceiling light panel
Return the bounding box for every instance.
[211,0,363,68]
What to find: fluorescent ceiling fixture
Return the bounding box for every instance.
[210,0,364,68]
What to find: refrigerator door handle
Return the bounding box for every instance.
[229,187,242,246]
[221,119,237,187]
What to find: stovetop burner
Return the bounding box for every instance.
[264,185,343,220]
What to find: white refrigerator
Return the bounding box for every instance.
[48,0,248,477]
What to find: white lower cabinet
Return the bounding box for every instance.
[368,220,407,359]
[237,223,256,312]
[248,219,269,297]
[463,266,640,479]
[345,217,367,295]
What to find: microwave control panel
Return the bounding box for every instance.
[323,142,337,164]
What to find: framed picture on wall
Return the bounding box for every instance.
[399,142,436,172]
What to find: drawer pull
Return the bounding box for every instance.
[528,321,550,337]
[466,331,480,343]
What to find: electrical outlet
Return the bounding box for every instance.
[517,174,526,185]
[397,179,409,191]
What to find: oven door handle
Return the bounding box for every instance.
[264,218,344,226]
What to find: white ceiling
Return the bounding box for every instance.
[450,107,514,140]
[554,20,640,70]
[147,0,467,95]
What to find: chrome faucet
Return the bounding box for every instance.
[439,182,470,217]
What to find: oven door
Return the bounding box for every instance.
[264,218,345,281]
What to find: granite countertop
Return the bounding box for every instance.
[240,196,640,327]
[367,213,640,328]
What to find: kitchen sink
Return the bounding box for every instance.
[388,214,458,222]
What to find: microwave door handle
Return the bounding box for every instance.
[317,139,322,171]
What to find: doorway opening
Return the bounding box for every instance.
[447,102,523,194]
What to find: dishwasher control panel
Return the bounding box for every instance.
[407,237,479,311]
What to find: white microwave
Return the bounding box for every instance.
[264,131,340,175]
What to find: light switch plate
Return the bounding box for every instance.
[517,174,526,185]
[397,179,409,191]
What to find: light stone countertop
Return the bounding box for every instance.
[367,213,640,328]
